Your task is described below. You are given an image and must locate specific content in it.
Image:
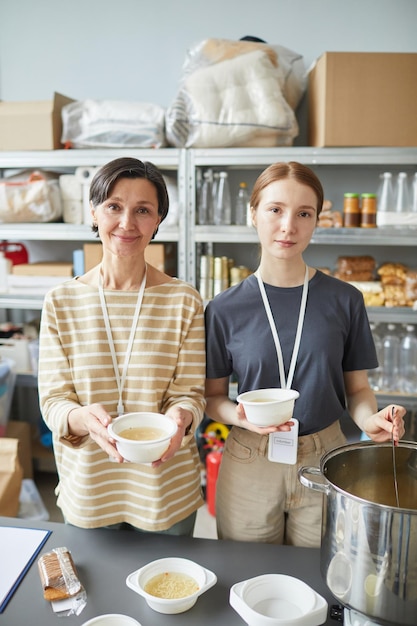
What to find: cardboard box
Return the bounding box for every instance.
[11,262,73,277]
[0,437,23,516]
[308,52,417,147]
[83,243,103,272]
[83,243,177,275]
[5,420,33,479]
[0,92,74,150]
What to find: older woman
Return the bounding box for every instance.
[38,157,206,535]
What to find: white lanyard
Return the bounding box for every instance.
[255,265,309,390]
[98,266,147,416]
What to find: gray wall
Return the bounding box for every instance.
[1,0,416,106]
[1,0,417,145]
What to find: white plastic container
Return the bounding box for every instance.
[0,251,11,292]
[126,557,217,614]
[81,615,141,626]
[230,574,328,626]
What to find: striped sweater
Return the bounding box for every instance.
[38,276,206,531]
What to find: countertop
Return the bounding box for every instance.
[0,516,339,626]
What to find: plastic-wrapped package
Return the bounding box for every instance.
[166,38,306,148]
[38,546,87,616]
[0,170,62,223]
[61,100,167,148]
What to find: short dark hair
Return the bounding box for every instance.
[89,157,169,237]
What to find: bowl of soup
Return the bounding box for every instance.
[236,388,299,427]
[126,557,217,614]
[107,412,177,464]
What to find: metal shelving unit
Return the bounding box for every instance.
[0,148,186,293]
[187,147,417,311]
[0,148,182,169]
[1,146,417,322]
[1,146,416,418]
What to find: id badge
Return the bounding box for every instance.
[268,418,299,465]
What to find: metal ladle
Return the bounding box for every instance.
[391,406,400,508]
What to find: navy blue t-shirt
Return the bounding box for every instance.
[205,270,378,435]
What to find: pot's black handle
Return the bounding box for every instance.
[330,604,344,622]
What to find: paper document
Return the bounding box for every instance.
[0,525,51,612]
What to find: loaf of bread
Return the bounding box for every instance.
[335,270,375,282]
[38,547,83,601]
[383,285,408,307]
[336,255,376,273]
[377,262,412,307]
[377,262,408,279]
[405,269,417,302]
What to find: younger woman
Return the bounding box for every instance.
[204,161,405,547]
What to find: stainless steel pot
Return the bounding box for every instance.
[299,441,417,626]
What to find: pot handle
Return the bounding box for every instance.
[298,466,330,495]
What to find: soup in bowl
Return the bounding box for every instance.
[108,412,177,464]
[236,388,299,427]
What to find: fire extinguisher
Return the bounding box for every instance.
[206,451,223,517]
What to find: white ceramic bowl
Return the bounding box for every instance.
[230,574,328,626]
[107,412,177,464]
[236,388,300,427]
[81,615,141,626]
[126,557,217,614]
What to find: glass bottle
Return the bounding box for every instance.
[368,323,383,391]
[214,171,232,226]
[399,324,417,393]
[198,170,214,225]
[411,173,417,213]
[381,323,400,392]
[212,171,219,207]
[394,172,411,213]
[377,172,394,228]
[234,182,250,225]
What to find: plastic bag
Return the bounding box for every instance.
[0,171,62,223]
[38,546,87,616]
[166,38,306,148]
[61,99,167,148]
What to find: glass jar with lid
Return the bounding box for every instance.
[343,193,360,228]
[360,193,377,228]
